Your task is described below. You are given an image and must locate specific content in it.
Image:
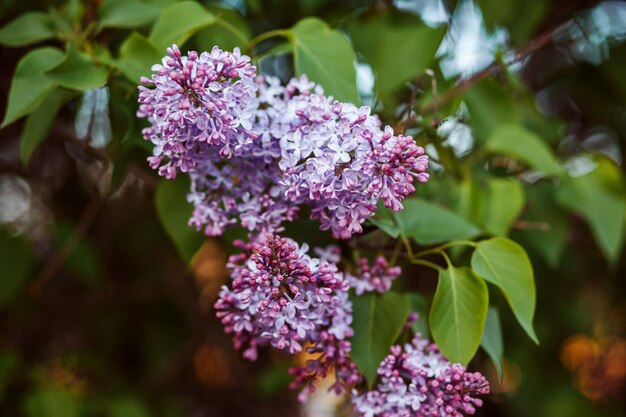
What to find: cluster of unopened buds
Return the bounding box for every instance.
[139,45,488,416]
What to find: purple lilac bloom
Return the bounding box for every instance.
[261,75,430,238]
[348,256,402,295]
[184,76,299,236]
[137,45,258,178]
[352,333,490,417]
[214,235,352,361]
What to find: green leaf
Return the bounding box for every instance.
[430,266,488,365]
[46,45,109,91]
[477,0,547,44]
[155,177,205,263]
[407,292,430,339]
[481,306,504,380]
[116,32,161,83]
[471,237,538,343]
[368,205,400,238]
[24,388,80,417]
[464,79,521,141]
[149,1,216,50]
[556,158,626,264]
[99,0,161,29]
[396,199,481,245]
[0,229,34,308]
[289,17,359,104]
[486,125,562,176]
[21,90,72,165]
[347,14,445,95]
[350,291,410,386]
[1,47,65,128]
[256,365,291,397]
[193,6,251,51]
[455,179,485,225]
[516,182,568,268]
[0,12,55,47]
[483,178,525,236]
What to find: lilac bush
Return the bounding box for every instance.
[139,44,488,416]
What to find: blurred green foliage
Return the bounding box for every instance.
[0,0,625,416]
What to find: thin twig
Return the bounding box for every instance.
[30,196,103,295]
[395,25,564,132]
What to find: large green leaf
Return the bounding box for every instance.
[350,291,410,386]
[347,14,445,95]
[464,79,521,141]
[46,45,109,91]
[149,1,216,50]
[99,0,161,29]
[289,18,359,104]
[395,199,481,245]
[116,32,162,83]
[193,6,251,51]
[0,12,55,47]
[481,306,504,380]
[486,125,562,176]
[155,177,204,263]
[471,237,538,343]
[455,179,485,225]
[483,178,525,236]
[556,158,626,264]
[0,229,34,308]
[516,181,568,268]
[1,47,65,128]
[20,90,72,165]
[430,266,488,365]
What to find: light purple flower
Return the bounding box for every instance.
[137,45,258,178]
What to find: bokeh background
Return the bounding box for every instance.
[1,0,626,416]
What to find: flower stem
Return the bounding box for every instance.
[247,29,288,53]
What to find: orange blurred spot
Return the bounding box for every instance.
[193,344,232,387]
[44,359,88,394]
[561,335,626,401]
[191,239,229,310]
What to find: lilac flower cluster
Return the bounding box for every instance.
[352,333,490,417]
[214,234,360,397]
[348,256,402,295]
[267,78,430,238]
[186,132,297,236]
[138,45,430,238]
[137,45,257,178]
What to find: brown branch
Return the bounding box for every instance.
[29,195,103,295]
[395,24,566,132]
